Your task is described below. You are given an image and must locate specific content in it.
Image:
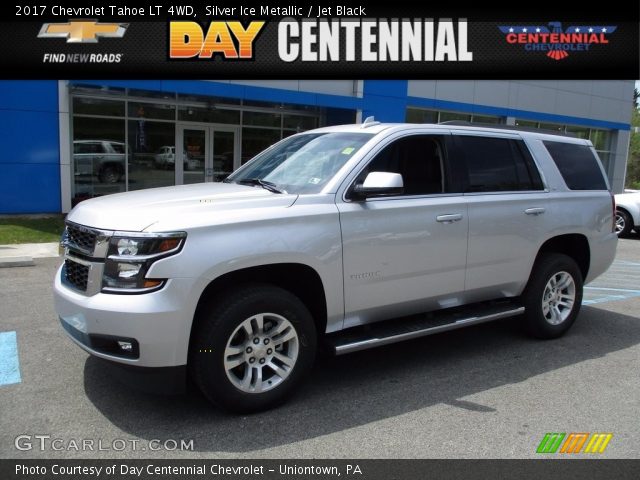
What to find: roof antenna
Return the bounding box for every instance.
[361,116,380,128]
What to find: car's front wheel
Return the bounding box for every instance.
[191,284,317,413]
[98,166,121,184]
[522,253,583,339]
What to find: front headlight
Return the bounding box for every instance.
[102,231,186,293]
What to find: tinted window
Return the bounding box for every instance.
[457,136,543,192]
[109,143,126,154]
[356,135,446,196]
[74,142,102,154]
[543,141,607,190]
[515,140,544,190]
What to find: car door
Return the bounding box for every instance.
[451,131,549,298]
[337,132,469,328]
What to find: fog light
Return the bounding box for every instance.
[117,341,133,352]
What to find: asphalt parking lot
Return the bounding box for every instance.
[1,237,639,459]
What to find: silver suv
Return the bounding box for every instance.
[54,121,617,412]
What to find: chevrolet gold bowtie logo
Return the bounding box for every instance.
[38,20,128,43]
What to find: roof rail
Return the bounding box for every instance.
[438,120,576,138]
[361,116,381,128]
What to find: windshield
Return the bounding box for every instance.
[226,132,374,194]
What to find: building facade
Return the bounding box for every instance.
[0,79,634,214]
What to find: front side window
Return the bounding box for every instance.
[352,135,447,196]
[227,132,374,194]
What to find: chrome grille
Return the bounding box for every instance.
[66,224,97,254]
[64,259,89,291]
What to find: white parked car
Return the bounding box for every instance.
[154,146,199,171]
[614,189,640,236]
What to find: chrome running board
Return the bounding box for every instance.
[328,301,524,355]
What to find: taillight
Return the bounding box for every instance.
[611,192,616,233]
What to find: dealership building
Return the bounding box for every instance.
[0,79,634,214]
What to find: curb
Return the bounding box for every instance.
[0,256,35,268]
[0,242,60,261]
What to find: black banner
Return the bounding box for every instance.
[0,1,637,78]
[3,459,640,480]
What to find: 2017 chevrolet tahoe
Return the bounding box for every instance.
[54,120,617,412]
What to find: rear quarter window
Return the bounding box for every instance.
[543,141,607,190]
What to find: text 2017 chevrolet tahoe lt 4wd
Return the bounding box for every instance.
[54,121,617,412]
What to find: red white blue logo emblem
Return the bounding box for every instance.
[498,22,616,60]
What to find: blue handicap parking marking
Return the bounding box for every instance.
[0,331,21,386]
[583,287,640,305]
[583,260,640,306]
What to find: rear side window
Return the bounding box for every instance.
[74,142,101,154]
[456,136,544,192]
[543,141,607,190]
[110,143,126,154]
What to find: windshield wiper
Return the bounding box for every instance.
[234,178,285,194]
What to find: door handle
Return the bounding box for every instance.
[436,213,463,223]
[525,207,546,216]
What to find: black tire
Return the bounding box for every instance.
[615,209,633,237]
[99,166,121,184]
[190,284,317,413]
[522,253,583,339]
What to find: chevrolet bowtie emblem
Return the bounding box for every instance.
[38,20,128,43]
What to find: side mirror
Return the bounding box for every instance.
[352,172,404,199]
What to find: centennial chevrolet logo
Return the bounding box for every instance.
[537,432,613,454]
[38,20,128,43]
[498,21,616,60]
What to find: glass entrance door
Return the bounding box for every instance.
[179,127,207,185]
[176,125,239,185]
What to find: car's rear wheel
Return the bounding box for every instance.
[522,253,583,339]
[191,284,317,413]
[615,209,633,237]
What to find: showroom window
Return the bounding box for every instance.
[127,120,176,191]
[71,116,126,204]
[69,85,350,205]
[406,107,504,125]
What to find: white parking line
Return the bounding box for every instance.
[583,260,640,305]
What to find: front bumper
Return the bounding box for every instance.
[53,263,197,368]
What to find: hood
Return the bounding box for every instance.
[66,182,297,232]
